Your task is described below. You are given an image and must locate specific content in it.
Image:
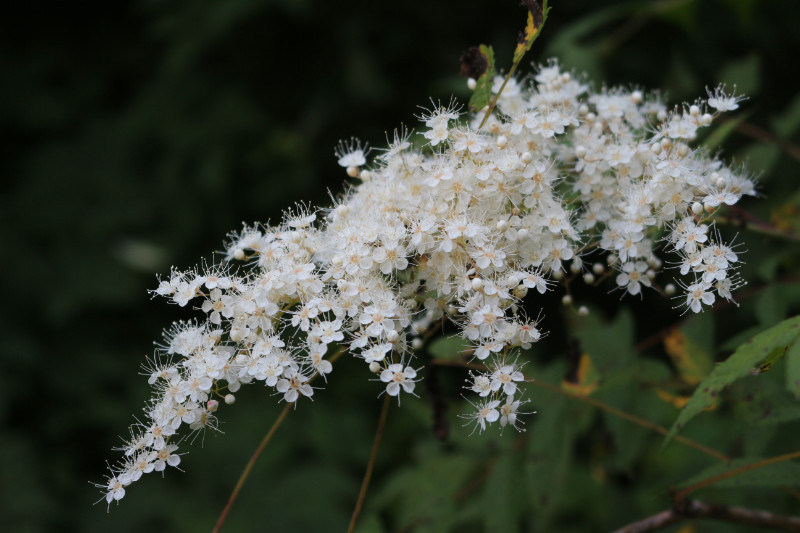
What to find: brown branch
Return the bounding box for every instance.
[730,119,800,164]
[347,393,391,533]
[611,499,800,533]
[213,347,347,533]
[672,450,800,502]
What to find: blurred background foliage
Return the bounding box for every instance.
[2,0,800,531]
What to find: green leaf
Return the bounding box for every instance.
[702,111,749,150]
[572,309,635,375]
[717,53,760,96]
[427,335,470,361]
[664,315,800,445]
[678,457,800,489]
[467,45,495,112]
[662,312,714,385]
[482,454,522,533]
[786,340,800,398]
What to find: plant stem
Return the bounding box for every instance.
[212,402,292,533]
[347,393,391,533]
[212,347,347,533]
[672,450,800,502]
[611,499,800,533]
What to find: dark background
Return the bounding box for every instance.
[3,0,800,531]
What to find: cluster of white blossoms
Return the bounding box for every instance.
[99,60,754,506]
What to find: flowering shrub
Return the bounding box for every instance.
[97,51,756,506]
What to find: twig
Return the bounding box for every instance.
[212,347,347,532]
[212,403,292,533]
[611,499,800,533]
[347,394,391,533]
[721,117,800,163]
[672,450,800,502]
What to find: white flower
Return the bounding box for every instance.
[335,138,369,167]
[379,364,418,400]
[707,85,745,112]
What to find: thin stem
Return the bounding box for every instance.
[673,449,800,502]
[478,0,549,129]
[347,394,391,533]
[213,347,347,533]
[431,358,729,462]
[212,402,291,533]
[612,499,800,533]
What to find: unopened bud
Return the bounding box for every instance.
[207,400,219,413]
[471,277,484,291]
[561,294,573,306]
[577,305,589,316]
[346,166,360,178]
[592,262,604,275]
[368,362,381,373]
[224,394,236,405]
[583,273,595,284]
[631,90,643,104]
[664,283,677,296]
[467,77,477,90]
[521,151,532,164]
[496,135,508,149]
[386,329,399,343]
[691,202,703,215]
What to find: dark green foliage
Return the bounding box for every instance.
[3,1,800,532]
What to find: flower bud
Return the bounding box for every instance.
[471,277,484,291]
[631,90,643,104]
[224,394,236,405]
[561,294,573,306]
[583,273,595,284]
[592,262,604,275]
[521,151,532,164]
[346,165,360,178]
[207,400,219,413]
[467,77,477,90]
[664,283,677,296]
[368,362,381,374]
[691,202,703,215]
[496,135,508,148]
[411,338,423,350]
[577,305,589,316]
[386,329,399,343]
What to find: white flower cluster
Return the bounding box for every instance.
[99,60,754,506]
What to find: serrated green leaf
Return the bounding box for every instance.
[664,316,800,445]
[678,457,800,489]
[427,335,470,360]
[467,45,495,112]
[786,340,800,398]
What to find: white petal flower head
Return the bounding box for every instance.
[335,138,369,167]
[379,363,418,402]
[707,85,745,112]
